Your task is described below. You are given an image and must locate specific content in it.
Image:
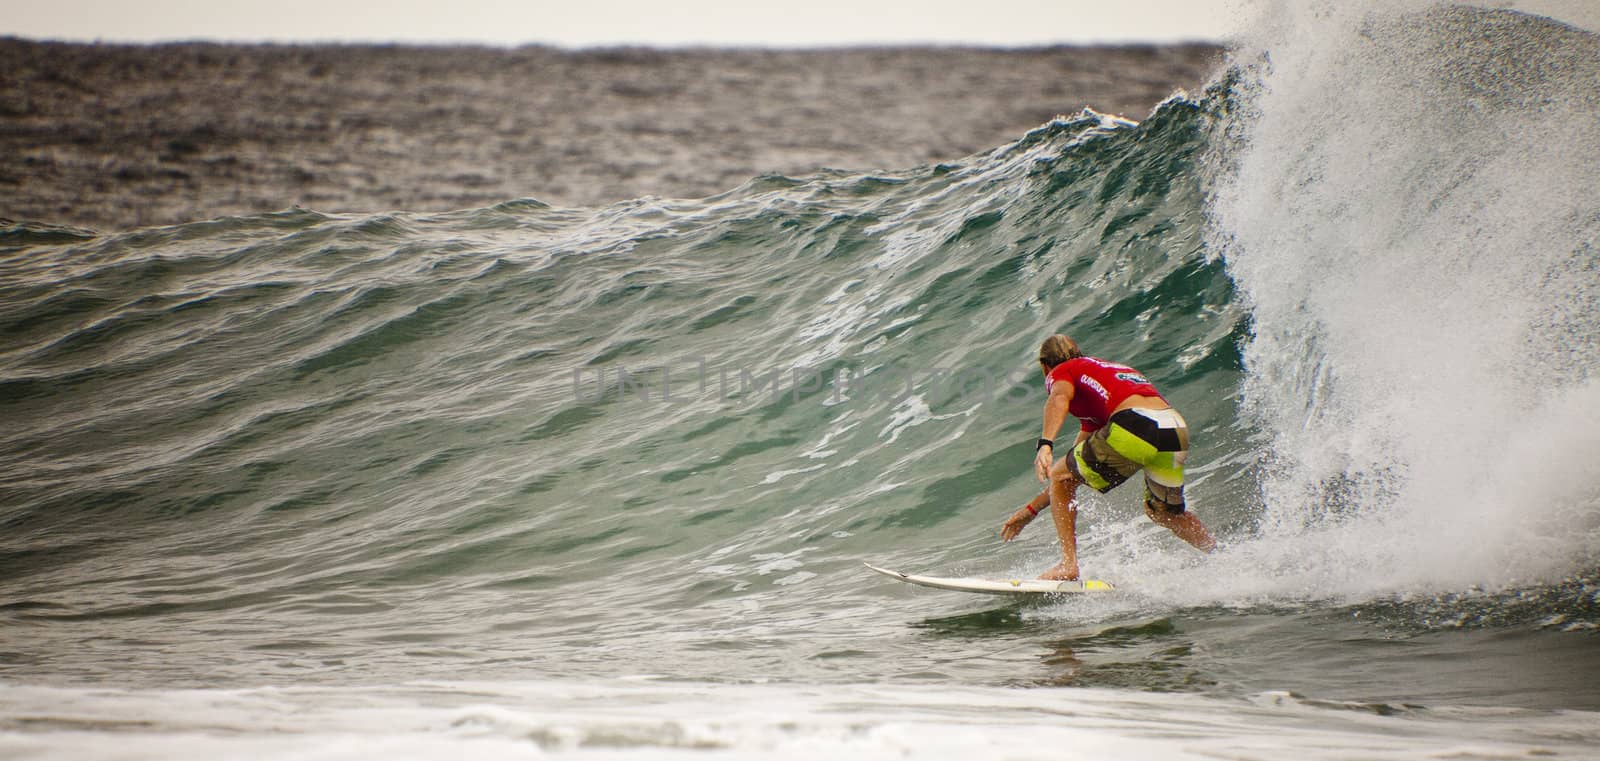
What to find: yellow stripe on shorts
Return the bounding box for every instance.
[1073,445,1110,490]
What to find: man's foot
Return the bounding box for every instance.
[1038,562,1079,581]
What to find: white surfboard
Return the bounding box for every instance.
[864,562,1115,595]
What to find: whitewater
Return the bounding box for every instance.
[3,2,1598,758]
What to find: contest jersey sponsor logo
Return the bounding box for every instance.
[1115,371,1149,386]
[1079,374,1109,400]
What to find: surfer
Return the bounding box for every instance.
[1000,334,1216,580]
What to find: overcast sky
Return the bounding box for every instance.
[3,0,1250,47]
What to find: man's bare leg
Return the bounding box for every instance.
[1145,504,1217,552]
[1040,460,1081,580]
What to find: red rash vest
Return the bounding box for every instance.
[1046,357,1164,433]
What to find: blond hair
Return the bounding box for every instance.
[1037,334,1081,370]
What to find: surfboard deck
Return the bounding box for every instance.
[864,562,1114,595]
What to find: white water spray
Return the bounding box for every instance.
[1207,1,1600,592]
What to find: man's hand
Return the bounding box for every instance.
[1033,444,1054,483]
[1001,506,1036,542]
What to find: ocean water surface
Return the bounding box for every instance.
[3,3,1599,758]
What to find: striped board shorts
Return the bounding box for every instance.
[1068,407,1189,513]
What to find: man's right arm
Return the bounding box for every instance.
[1034,381,1074,482]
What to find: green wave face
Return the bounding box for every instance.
[0,100,1249,681]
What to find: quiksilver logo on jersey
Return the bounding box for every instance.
[1080,375,1108,399]
[1115,372,1148,385]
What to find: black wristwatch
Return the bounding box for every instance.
[1036,438,1054,451]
